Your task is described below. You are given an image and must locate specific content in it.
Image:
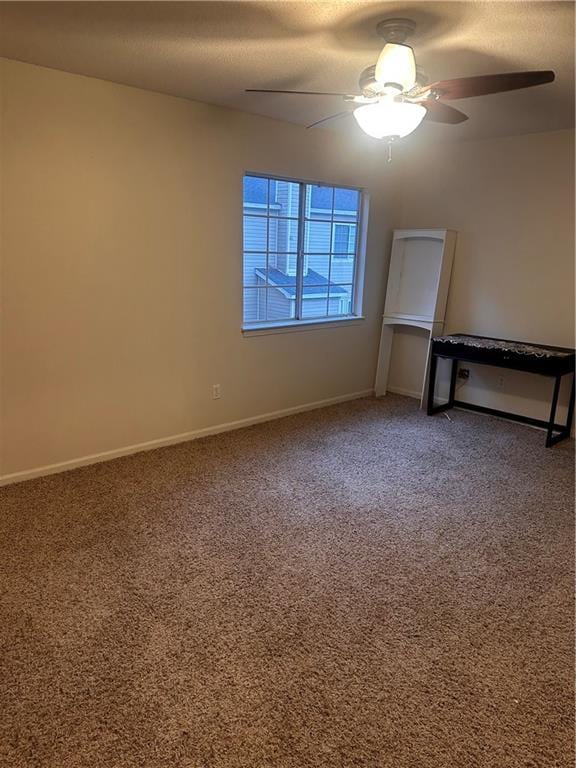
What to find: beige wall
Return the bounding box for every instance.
[1,57,574,481]
[0,58,400,478]
[388,129,575,421]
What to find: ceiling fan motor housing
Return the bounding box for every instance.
[360,19,421,96]
[359,65,428,97]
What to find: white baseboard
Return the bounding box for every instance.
[385,385,421,400]
[0,389,374,487]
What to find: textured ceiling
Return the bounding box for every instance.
[0,1,574,143]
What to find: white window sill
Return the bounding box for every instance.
[242,316,365,337]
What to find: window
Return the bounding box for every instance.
[243,175,364,328]
[333,224,356,257]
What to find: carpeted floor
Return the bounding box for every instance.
[0,395,574,768]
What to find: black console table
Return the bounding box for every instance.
[427,334,575,447]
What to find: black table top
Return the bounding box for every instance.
[433,333,574,359]
[431,334,575,376]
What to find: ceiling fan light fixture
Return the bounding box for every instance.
[353,100,426,139]
[375,43,416,92]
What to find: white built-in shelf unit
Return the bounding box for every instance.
[375,228,457,405]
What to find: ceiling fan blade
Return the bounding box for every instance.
[422,100,468,124]
[416,71,555,100]
[306,111,352,129]
[246,89,353,98]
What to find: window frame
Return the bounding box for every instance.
[242,172,367,332]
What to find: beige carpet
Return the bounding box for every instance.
[0,395,574,767]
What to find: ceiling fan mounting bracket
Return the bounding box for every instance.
[375,18,416,44]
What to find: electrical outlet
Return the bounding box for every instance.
[496,375,505,388]
[212,384,221,400]
[458,368,470,380]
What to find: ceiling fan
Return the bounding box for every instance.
[246,18,555,146]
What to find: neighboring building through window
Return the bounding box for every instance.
[333,223,356,257]
[243,175,363,327]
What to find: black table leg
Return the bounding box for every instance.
[546,374,563,447]
[566,372,575,435]
[427,353,438,415]
[448,358,458,407]
[546,372,575,447]
[427,354,457,416]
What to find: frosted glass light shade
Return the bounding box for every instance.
[375,43,416,92]
[353,101,426,139]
